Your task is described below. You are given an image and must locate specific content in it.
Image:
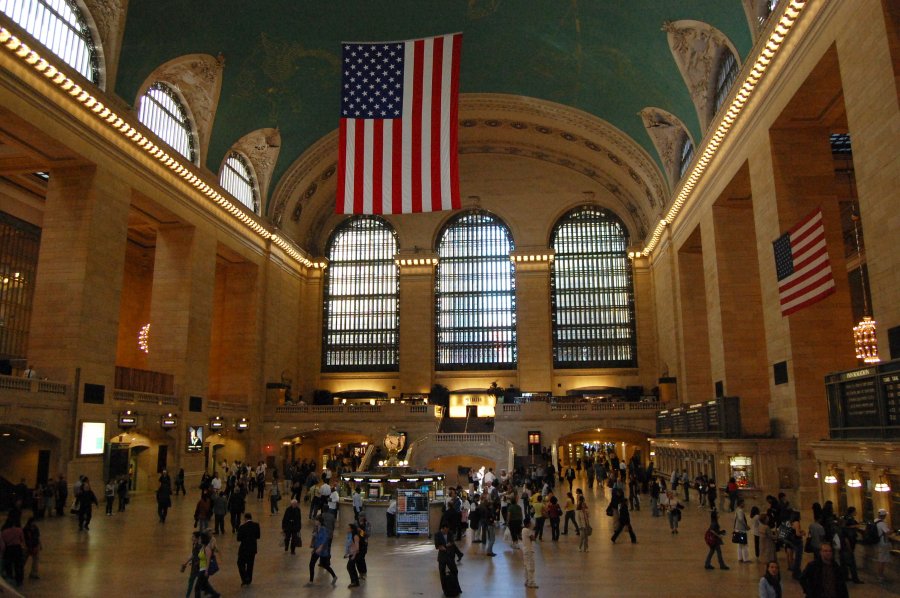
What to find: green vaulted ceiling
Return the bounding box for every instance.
[116,1,752,207]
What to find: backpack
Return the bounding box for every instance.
[860,521,881,545]
[705,528,720,547]
[777,522,796,543]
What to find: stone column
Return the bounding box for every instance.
[147,225,217,399]
[511,251,553,392]
[398,254,437,394]
[703,199,770,436]
[28,166,130,389]
[836,0,900,356]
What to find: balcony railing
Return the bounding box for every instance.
[0,374,68,396]
[113,389,179,406]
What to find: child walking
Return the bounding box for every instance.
[522,519,538,589]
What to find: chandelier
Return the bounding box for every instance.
[847,170,879,364]
[138,323,151,354]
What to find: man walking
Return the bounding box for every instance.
[236,512,261,586]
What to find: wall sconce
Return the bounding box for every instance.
[846,469,862,488]
[875,472,892,493]
[823,467,838,485]
[118,410,137,428]
[236,417,249,432]
[160,413,177,430]
[209,416,225,430]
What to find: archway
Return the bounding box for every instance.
[556,427,653,470]
[107,427,175,492]
[0,424,61,509]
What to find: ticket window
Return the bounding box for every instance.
[730,456,754,488]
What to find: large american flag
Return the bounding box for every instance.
[337,33,462,215]
[772,209,836,316]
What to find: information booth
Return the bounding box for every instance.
[338,469,446,536]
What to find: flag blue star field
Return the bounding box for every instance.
[337,33,462,215]
[772,209,835,316]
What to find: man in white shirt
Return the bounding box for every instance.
[483,468,496,488]
[328,486,340,514]
[211,474,222,492]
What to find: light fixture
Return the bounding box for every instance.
[118,410,137,428]
[875,472,891,493]
[160,413,177,430]
[846,469,862,488]
[209,416,225,430]
[138,323,151,354]
[236,417,249,431]
[824,467,838,485]
[846,169,880,364]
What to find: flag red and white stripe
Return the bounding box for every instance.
[337,33,462,215]
[773,209,836,316]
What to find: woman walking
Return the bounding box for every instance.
[562,492,579,535]
[308,516,337,585]
[77,478,99,531]
[704,510,729,570]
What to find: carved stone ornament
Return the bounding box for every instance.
[662,20,737,131]
[137,54,226,166]
[229,127,282,211]
[82,0,125,89]
[640,107,693,189]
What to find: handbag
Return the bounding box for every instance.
[731,531,747,545]
[208,553,219,576]
[584,524,593,537]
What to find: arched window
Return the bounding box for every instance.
[1,0,100,84]
[322,216,399,372]
[137,82,197,163]
[761,0,780,25]
[679,134,694,179]
[220,152,258,213]
[713,50,739,115]
[551,206,636,368]
[435,211,516,370]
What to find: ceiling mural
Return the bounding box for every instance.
[116,0,752,210]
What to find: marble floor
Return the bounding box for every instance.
[3,477,897,597]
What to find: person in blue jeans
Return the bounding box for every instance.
[308,516,337,585]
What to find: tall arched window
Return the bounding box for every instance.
[713,50,739,114]
[435,211,516,370]
[137,82,197,163]
[220,152,258,213]
[551,206,636,368]
[1,0,100,84]
[322,216,399,372]
[679,134,694,179]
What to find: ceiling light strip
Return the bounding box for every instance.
[641,0,807,257]
[0,25,313,269]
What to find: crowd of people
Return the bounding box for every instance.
[0,452,895,596]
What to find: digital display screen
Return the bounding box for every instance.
[79,422,105,455]
[187,426,203,452]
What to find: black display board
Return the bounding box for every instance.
[825,359,900,439]
[656,397,741,438]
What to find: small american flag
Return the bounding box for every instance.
[773,209,836,316]
[337,33,462,215]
